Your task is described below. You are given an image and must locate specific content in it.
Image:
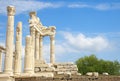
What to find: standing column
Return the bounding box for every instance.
[30,27,35,72]
[14,22,22,75]
[24,36,34,73]
[4,6,15,74]
[0,50,2,72]
[50,35,55,64]
[39,35,43,62]
[35,32,40,60]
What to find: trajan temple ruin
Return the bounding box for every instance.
[0,6,119,81]
[0,6,79,81]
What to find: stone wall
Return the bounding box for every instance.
[15,76,120,81]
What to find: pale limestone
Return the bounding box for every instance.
[29,11,56,64]
[50,35,55,64]
[93,72,99,77]
[0,74,14,81]
[4,6,15,75]
[103,72,109,75]
[35,32,40,60]
[86,72,93,76]
[14,22,22,75]
[24,36,34,73]
[39,35,43,62]
[30,27,35,72]
[54,62,79,75]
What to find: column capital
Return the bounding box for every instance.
[50,35,55,41]
[39,35,43,39]
[7,6,15,16]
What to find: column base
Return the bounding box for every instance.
[3,70,13,75]
[24,68,34,74]
[0,74,14,81]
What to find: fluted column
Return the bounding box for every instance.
[24,36,34,73]
[30,27,35,72]
[0,50,2,72]
[39,35,43,62]
[4,6,15,74]
[14,22,22,75]
[50,35,55,64]
[35,32,40,60]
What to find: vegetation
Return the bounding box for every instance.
[76,55,120,75]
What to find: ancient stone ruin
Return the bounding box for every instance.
[0,6,79,81]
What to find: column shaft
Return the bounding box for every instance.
[4,6,15,74]
[50,35,55,64]
[14,22,22,75]
[35,32,40,60]
[39,35,43,61]
[24,36,34,73]
[30,27,35,72]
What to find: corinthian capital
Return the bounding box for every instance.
[7,6,15,16]
[50,35,55,41]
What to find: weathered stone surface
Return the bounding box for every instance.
[14,22,22,75]
[4,6,15,74]
[24,36,34,73]
[103,72,109,75]
[0,74,14,81]
[15,76,120,81]
[53,62,79,75]
[86,72,93,76]
[35,63,49,68]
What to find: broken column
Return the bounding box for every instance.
[50,35,55,64]
[14,22,22,75]
[4,6,15,74]
[35,32,40,60]
[0,50,2,72]
[24,36,34,73]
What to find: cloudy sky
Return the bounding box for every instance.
[0,0,120,63]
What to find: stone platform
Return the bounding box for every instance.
[53,62,79,75]
[15,75,120,81]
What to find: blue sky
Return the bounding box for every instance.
[0,0,120,63]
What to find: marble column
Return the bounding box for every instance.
[0,50,2,72]
[14,22,22,75]
[4,6,15,74]
[39,35,43,62]
[35,32,40,60]
[24,36,34,73]
[50,35,55,64]
[30,27,35,72]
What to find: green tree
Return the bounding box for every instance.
[76,54,120,75]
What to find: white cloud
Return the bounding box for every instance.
[0,1,63,15]
[68,3,89,8]
[68,3,120,10]
[95,4,111,10]
[0,1,120,15]
[58,32,110,53]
